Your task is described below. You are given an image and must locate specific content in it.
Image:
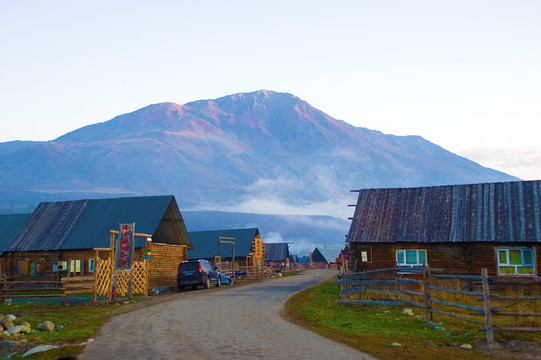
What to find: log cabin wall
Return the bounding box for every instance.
[145,243,188,288]
[3,251,61,280]
[349,242,540,278]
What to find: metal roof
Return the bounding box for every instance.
[264,243,289,262]
[0,213,31,255]
[5,195,191,252]
[188,228,260,259]
[347,180,541,243]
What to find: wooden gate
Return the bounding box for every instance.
[94,257,148,297]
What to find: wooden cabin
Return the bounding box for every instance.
[0,195,192,288]
[264,243,290,269]
[188,228,265,272]
[310,247,329,269]
[346,180,541,278]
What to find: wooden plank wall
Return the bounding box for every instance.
[146,243,187,288]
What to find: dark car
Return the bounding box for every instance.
[177,259,221,291]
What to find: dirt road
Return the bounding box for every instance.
[80,270,376,360]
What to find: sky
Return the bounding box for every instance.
[1,0,540,180]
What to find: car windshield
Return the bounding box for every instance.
[179,262,199,271]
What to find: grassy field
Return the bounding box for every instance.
[285,278,539,360]
[0,297,145,359]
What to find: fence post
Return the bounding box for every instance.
[0,275,5,303]
[92,249,98,303]
[423,265,432,323]
[62,278,68,306]
[481,268,494,345]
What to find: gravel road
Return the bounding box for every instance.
[80,270,377,360]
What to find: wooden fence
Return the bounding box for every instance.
[336,267,541,344]
[0,275,96,305]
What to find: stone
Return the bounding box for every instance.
[0,316,14,331]
[8,325,31,335]
[21,322,31,328]
[23,344,59,356]
[460,344,472,350]
[391,342,402,347]
[37,321,55,332]
[401,308,414,316]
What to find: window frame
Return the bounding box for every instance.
[396,249,427,266]
[496,247,536,276]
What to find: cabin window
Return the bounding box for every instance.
[88,259,95,273]
[70,260,82,273]
[18,260,30,275]
[57,261,68,272]
[396,249,427,267]
[496,247,535,276]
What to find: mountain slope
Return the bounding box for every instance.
[0,90,517,216]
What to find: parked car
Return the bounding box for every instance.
[177,259,221,291]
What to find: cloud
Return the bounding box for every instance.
[214,196,353,218]
[459,145,541,180]
[264,232,284,243]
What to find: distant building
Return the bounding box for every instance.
[264,243,290,269]
[188,228,265,272]
[310,247,329,269]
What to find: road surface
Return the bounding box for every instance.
[81,270,377,360]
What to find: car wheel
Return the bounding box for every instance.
[204,277,210,289]
[192,285,197,290]
[216,276,221,288]
[178,285,184,292]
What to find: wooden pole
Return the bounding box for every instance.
[108,230,115,301]
[127,223,135,301]
[92,249,98,303]
[423,265,432,323]
[481,268,495,345]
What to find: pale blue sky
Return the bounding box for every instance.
[1,0,540,179]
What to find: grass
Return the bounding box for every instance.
[0,298,141,359]
[285,278,535,360]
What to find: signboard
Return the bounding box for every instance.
[254,236,263,258]
[115,223,135,269]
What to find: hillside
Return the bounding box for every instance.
[0,90,517,218]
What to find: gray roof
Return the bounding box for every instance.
[265,243,289,262]
[188,228,260,259]
[0,213,31,253]
[347,180,541,243]
[5,195,191,253]
[311,247,327,262]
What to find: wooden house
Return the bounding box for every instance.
[310,247,329,269]
[0,195,192,288]
[264,243,290,269]
[346,180,541,278]
[188,228,265,271]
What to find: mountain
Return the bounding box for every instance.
[0,90,518,250]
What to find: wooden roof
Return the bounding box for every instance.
[347,180,541,244]
[264,243,289,262]
[311,247,328,262]
[4,195,191,253]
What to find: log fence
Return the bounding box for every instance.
[336,267,541,345]
[0,275,96,305]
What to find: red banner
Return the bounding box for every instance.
[115,223,134,269]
